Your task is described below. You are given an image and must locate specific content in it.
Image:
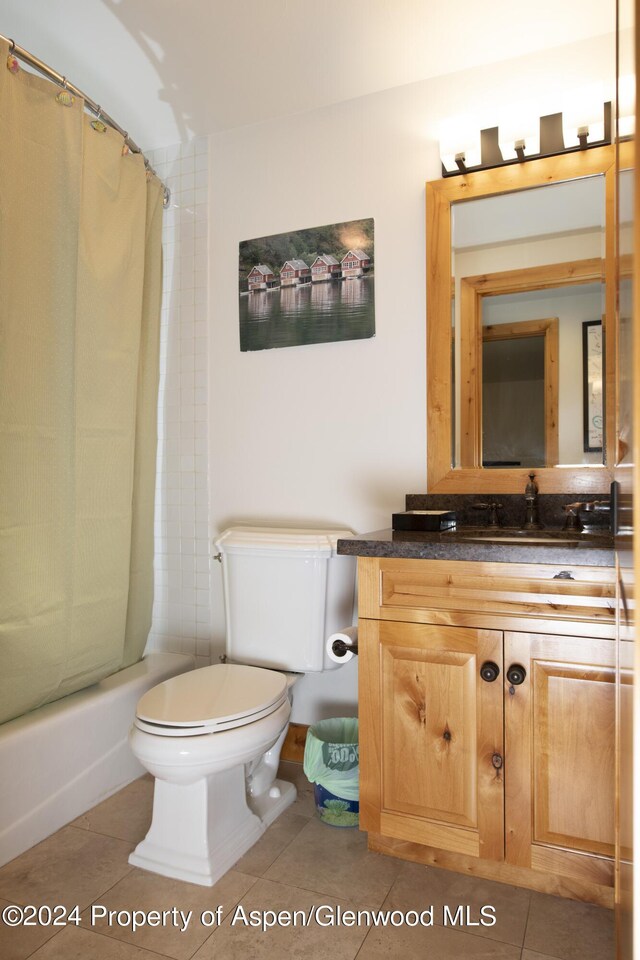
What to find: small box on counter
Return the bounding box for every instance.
[392,510,456,532]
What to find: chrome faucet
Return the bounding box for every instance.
[523,473,543,530]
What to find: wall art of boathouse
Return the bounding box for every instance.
[238,217,375,352]
[247,264,278,291]
[281,259,311,286]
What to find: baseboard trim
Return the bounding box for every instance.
[281,722,309,763]
[367,832,614,909]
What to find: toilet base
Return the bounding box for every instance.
[248,777,297,827]
[129,767,296,887]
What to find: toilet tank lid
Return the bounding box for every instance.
[215,526,355,557]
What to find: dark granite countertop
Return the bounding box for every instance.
[337,527,614,567]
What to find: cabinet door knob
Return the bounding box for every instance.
[492,753,503,770]
[553,570,574,580]
[480,661,500,682]
[506,663,527,686]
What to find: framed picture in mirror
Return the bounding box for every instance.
[582,319,604,453]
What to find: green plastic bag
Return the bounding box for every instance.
[303,718,359,802]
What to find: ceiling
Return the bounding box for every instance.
[2,0,620,148]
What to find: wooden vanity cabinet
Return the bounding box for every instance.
[357,556,616,906]
[504,631,615,887]
[358,619,505,860]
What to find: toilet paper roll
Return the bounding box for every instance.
[326,626,358,665]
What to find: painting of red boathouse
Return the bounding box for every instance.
[341,249,371,278]
[280,259,311,287]
[310,254,341,282]
[247,264,277,292]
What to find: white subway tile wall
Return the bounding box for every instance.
[144,138,211,668]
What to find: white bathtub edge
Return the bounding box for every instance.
[0,652,194,867]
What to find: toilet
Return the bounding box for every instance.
[128,525,355,886]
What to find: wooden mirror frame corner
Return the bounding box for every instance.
[426,141,633,494]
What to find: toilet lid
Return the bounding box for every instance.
[135,663,288,735]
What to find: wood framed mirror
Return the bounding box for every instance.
[426,142,632,493]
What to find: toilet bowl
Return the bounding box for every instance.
[129,525,356,887]
[129,663,296,886]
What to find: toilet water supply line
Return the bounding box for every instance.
[1,34,171,207]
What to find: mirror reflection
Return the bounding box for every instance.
[482,330,547,467]
[451,176,606,469]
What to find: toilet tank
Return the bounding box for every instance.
[214,526,356,672]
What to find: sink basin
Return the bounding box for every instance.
[443,528,611,546]
[460,534,578,545]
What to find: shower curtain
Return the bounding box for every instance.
[0,39,164,724]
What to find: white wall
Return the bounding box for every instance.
[207,108,427,720]
[207,34,617,723]
[208,91,432,723]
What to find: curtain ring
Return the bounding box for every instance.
[8,38,15,53]
[62,77,67,89]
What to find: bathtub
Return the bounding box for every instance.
[0,651,194,867]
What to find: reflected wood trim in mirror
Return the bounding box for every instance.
[460,316,559,468]
[459,258,604,469]
[486,319,559,469]
[426,142,633,494]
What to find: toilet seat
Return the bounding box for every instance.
[134,663,289,737]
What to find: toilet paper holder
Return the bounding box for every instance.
[331,636,359,659]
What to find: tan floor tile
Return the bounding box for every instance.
[29,924,172,959]
[70,777,153,844]
[277,761,317,819]
[5,774,617,960]
[83,867,256,960]
[264,818,401,907]
[0,897,60,960]
[0,827,134,910]
[192,878,370,960]
[386,860,531,946]
[356,920,522,960]
[524,892,614,960]
[235,810,309,876]
[522,951,564,960]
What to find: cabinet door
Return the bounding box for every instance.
[505,632,615,888]
[359,618,504,861]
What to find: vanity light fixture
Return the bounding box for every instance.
[440,102,612,177]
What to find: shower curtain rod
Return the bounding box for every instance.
[1,33,170,207]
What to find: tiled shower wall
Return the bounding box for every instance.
[144,138,212,668]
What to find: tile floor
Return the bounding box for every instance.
[0,761,614,960]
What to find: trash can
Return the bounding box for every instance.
[303,717,359,827]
